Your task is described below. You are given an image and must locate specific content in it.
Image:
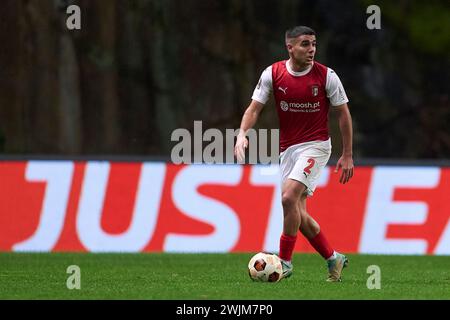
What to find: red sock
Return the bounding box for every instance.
[279,234,297,262]
[308,230,334,260]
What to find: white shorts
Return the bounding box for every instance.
[280,138,331,197]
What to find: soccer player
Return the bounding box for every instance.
[235,26,354,282]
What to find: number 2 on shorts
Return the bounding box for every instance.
[304,158,316,175]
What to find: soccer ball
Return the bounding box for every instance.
[247,252,283,283]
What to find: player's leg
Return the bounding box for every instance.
[298,198,333,258]
[297,196,320,239]
[282,179,305,236]
[278,178,306,278]
[298,198,348,281]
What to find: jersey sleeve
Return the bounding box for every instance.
[326,68,349,107]
[251,66,273,104]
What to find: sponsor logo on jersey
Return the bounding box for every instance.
[280,101,321,112]
[278,87,288,94]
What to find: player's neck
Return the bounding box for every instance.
[288,59,313,73]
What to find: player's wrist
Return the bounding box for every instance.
[342,152,353,158]
[237,130,248,139]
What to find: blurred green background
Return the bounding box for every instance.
[0,0,448,159]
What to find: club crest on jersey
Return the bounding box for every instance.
[311,85,319,97]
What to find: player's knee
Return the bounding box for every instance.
[281,192,297,209]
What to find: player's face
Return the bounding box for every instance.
[287,35,316,67]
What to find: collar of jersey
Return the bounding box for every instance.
[285,60,313,77]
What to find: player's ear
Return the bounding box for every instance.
[286,43,293,52]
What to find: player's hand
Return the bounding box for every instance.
[335,155,354,184]
[234,134,248,163]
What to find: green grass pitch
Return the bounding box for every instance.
[0,253,449,299]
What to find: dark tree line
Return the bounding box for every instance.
[0,0,448,159]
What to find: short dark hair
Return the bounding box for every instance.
[285,26,316,43]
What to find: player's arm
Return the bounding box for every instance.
[235,100,265,162]
[326,68,354,184]
[333,103,354,184]
[235,66,272,162]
